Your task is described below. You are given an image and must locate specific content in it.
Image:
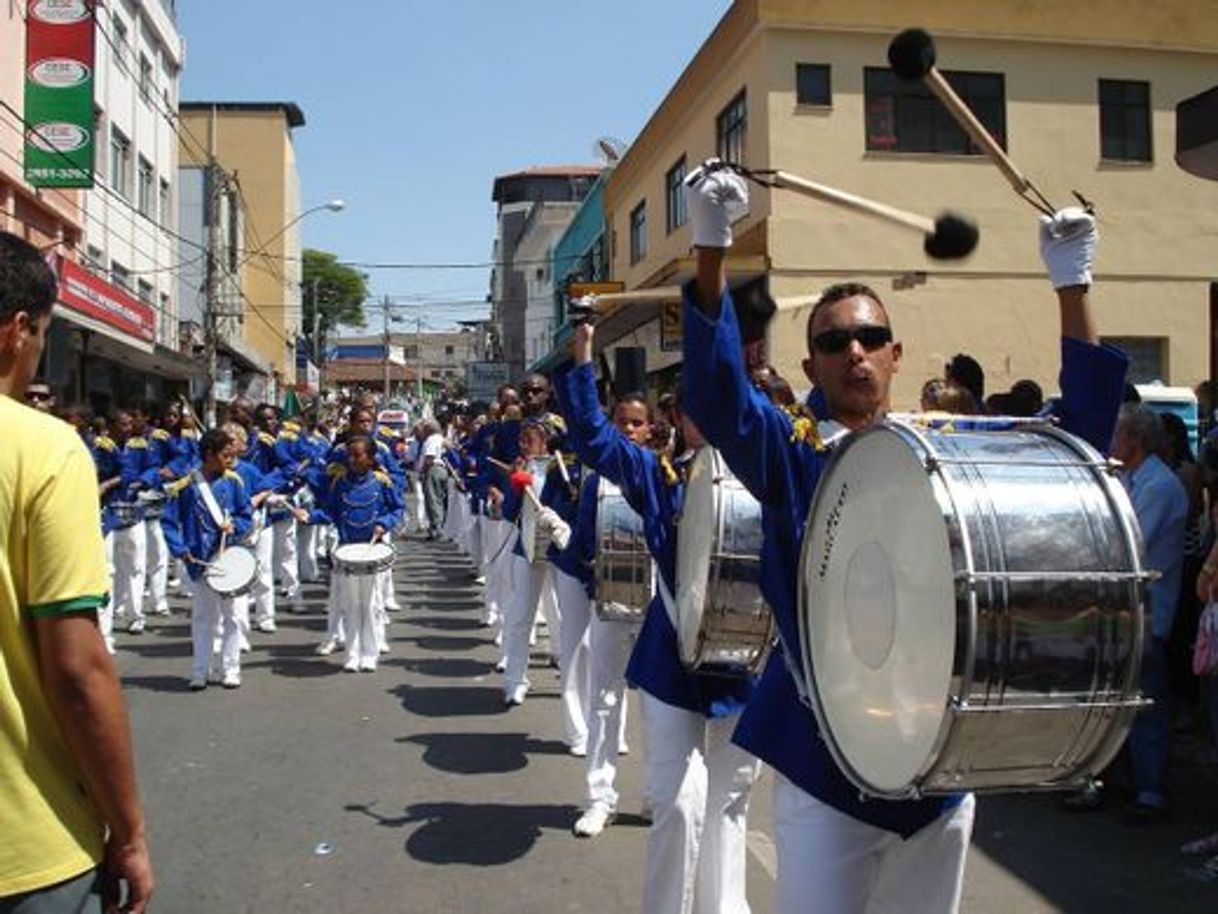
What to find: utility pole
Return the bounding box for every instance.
[311,277,322,391]
[416,316,424,408]
[202,106,222,428]
[382,294,391,402]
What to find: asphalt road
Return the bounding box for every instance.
[115,534,1218,912]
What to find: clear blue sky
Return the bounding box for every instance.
[178,1,733,330]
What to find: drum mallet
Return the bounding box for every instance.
[887,28,1058,217]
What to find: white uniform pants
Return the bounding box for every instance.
[585,612,635,812]
[101,532,116,650]
[378,565,398,614]
[481,518,513,627]
[191,583,240,680]
[252,526,276,626]
[554,569,591,750]
[272,517,300,597]
[468,512,485,570]
[502,556,558,696]
[411,476,427,531]
[639,694,761,914]
[772,775,975,914]
[335,571,382,667]
[145,517,169,612]
[111,521,147,625]
[297,523,322,583]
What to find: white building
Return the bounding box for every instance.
[514,201,581,369]
[83,0,184,351]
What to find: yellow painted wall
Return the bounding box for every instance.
[180,108,299,380]
[603,1,1218,408]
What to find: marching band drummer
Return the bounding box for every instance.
[556,323,761,914]
[307,435,404,673]
[161,428,253,691]
[678,162,1127,913]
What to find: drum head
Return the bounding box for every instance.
[334,542,394,564]
[206,547,257,594]
[676,448,716,665]
[800,426,956,795]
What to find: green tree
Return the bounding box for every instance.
[302,248,368,358]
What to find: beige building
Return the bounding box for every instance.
[179,102,305,392]
[599,0,1218,408]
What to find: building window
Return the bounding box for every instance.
[111,15,129,73]
[138,54,153,103]
[403,344,418,360]
[85,245,105,273]
[158,179,171,226]
[716,90,747,163]
[865,68,1006,154]
[629,201,647,264]
[159,292,171,342]
[444,345,454,357]
[1101,336,1164,383]
[666,156,687,234]
[137,279,153,303]
[1099,79,1151,162]
[93,108,106,178]
[111,261,131,291]
[137,157,154,216]
[796,64,832,106]
[110,128,131,198]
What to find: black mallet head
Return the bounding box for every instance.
[923,213,979,260]
[888,28,936,81]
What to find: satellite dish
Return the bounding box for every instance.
[593,136,626,164]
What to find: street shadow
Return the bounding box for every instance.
[390,684,506,717]
[344,800,577,866]
[117,640,190,659]
[407,616,484,632]
[120,674,192,693]
[403,635,490,652]
[392,657,495,678]
[398,732,568,774]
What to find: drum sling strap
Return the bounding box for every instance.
[190,469,229,530]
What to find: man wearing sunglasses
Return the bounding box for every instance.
[678,161,1128,914]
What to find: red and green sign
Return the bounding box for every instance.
[24,0,95,188]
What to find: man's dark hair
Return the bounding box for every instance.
[945,353,985,405]
[200,428,231,458]
[805,283,889,354]
[0,232,57,324]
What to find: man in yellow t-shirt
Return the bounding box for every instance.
[0,233,153,913]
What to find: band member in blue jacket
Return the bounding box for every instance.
[557,322,760,914]
[309,436,404,673]
[679,162,1127,914]
[161,428,253,691]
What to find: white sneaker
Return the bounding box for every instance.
[359,661,377,673]
[221,671,241,689]
[188,676,207,691]
[378,643,390,654]
[342,658,360,673]
[568,743,588,758]
[504,683,528,706]
[127,618,146,634]
[255,619,276,633]
[104,638,116,656]
[494,657,507,673]
[573,806,615,838]
[618,742,630,755]
[316,638,339,656]
[474,575,486,585]
[153,603,170,616]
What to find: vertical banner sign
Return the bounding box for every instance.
[25,0,96,188]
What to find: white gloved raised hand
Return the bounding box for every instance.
[683,158,750,249]
[537,507,572,551]
[1038,206,1097,289]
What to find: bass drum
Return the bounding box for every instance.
[676,448,772,674]
[594,478,651,622]
[799,417,1149,799]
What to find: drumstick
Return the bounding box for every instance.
[522,486,543,511]
[888,28,1057,216]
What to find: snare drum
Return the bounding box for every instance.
[799,418,1149,798]
[205,546,258,597]
[594,478,652,622]
[333,541,396,576]
[137,489,167,520]
[676,448,773,674]
[110,501,142,528]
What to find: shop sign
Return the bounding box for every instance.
[58,257,155,343]
[25,0,95,188]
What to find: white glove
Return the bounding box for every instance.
[1038,206,1097,289]
[683,158,749,248]
[537,507,572,551]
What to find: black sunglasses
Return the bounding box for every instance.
[812,325,893,355]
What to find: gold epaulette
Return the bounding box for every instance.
[94,435,116,452]
[278,431,299,442]
[326,463,345,477]
[282,420,302,434]
[784,404,827,451]
[224,470,244,485]
[166,476,191,495]
[373,470,392,486]
[659,453,680,486]
[151,428,171,441]
[377,426,400,440]
[127,436,148,449]
[258,431,277,446]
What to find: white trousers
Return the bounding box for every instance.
[468,512,485,570]
[481,519,513,627]
[502,556,558,695]
[554,569,592,750]
[111,521,147,624]
[145,517,169,611]
[378,565,398,613]
[335,571,383,666]
[252,525,276,625]
[272,517,300,597]
[585,612,635,811]
[101,532,116,649]
[639,694,761,914]
[772,775,975,914]
[411,477,427,531]
[191,583,240,680]
[297,523,323,582]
